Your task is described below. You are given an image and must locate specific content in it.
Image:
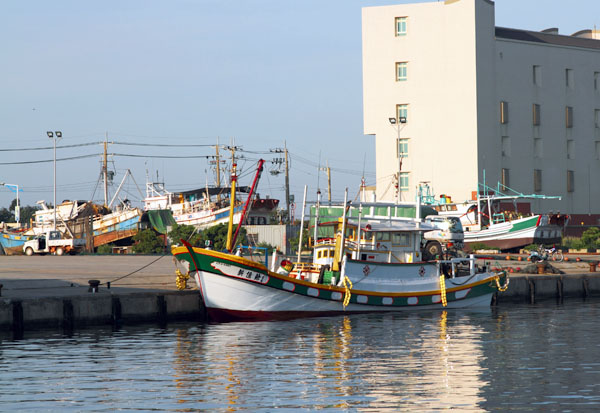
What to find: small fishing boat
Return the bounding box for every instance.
[419,182,562,251]
[172,178,508,322]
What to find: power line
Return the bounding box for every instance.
[112,141,215,148]
[0,142,101,152]
[0,154,99,165]
[112,153,213,159]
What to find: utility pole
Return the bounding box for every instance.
[284,141,290,223]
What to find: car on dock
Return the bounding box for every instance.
[23,230,86,256]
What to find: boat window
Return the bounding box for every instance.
[329,250,335,257]
[375,232,390,242]
[363,231,373,242]
[448,205,457,211]
[317,251,322,259]
[392,232,410,246]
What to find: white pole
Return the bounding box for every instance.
[339,188,349,260]
[297,185,308,262]
[15,184,19,225]
[314,190,321,244]
[357,202,362,259]
[53,137,57,231]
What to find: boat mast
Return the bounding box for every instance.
[284,141,290,223]
[314,190,321,243]
[225,146,237,252]
[215,138,222,204]
[296,185,308,262]
[103,132,109,207]
[229,159,265,251]
[333,188,349,272]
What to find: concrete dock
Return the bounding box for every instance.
[1,254,600,335]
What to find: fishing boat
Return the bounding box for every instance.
[144,181,278,230]
[0,229,35,255]
[172,177,508,322]
[418,182,562,251]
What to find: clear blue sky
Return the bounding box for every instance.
[1,0,598,214]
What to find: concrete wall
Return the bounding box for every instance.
[363,0,600,216]
[494,36,600,215]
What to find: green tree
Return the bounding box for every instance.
[289,222,310,253]
[96,243,114,254]
[202,223,247,251]
[581,227,600,249]
[132,229,165,254]
[0,207,12,223]
[168,224,203,247]
[9,199,40,225]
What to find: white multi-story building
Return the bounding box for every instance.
[362,0,600,231]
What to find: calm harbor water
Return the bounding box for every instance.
[2,300,600,411]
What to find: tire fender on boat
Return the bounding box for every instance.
[318,264,330,284]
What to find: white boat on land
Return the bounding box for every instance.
[144,181,278,230]
[418,182,562,251]
[172,183,508,322]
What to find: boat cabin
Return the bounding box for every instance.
[313,218,434,265]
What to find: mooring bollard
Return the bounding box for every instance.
[0,283,3,297]
[88,279,100,293]
[589,261,598,273]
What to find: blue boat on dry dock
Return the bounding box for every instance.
[0,230,34,255]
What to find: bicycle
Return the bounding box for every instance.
[537,244,564,262]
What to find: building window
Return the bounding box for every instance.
[566,69,574,88]
[595,72,600,91]
[399,172,409,190]
[396,104,408,123]
[533,65,542,85]
[595,109,600,128]
[566,106,573,128]
[398,138,409,158]
[567,170,575,193]
[534,169,542,192]
[395,17,407,36]
[501,136,510,157]
[534,138,543,158]
[500,101,509,124]
[567,139,574,159]
[501,168,510,190]
[395,62,408,81]
[533,104,541,126]
[595,141,600,160]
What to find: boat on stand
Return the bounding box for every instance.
[172,176,508,322]
[418,181,563,251]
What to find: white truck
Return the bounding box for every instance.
[421,215,464,260]
[23,230,86,256]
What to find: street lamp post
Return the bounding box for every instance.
[47,131,62,231]
[388,117,407,203]
[0,183,20,225]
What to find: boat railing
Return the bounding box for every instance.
[293,262,321,273]
[437,255,478,278]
